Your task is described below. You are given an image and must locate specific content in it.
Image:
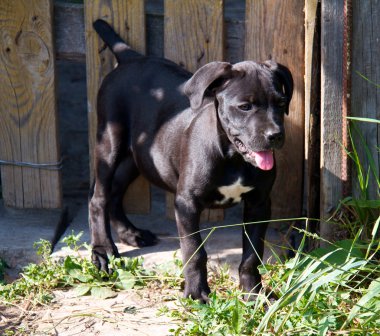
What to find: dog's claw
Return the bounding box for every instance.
[91,244,120,273]
[118,229,158,248]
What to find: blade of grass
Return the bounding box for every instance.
[342,277,380,329]
[180,227,215,277]
[347,116,380,124]
[366,215,380,259]
[354,71,380,89]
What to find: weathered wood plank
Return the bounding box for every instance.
[351,0,380,200]
[320,0,347,242]
[164,0,225,222]
[245,0,305,220]
[0,0,62,208]
[53,2,245,63]
[164,0,224,72]
[54,1,86,61]
[84,0,150,214]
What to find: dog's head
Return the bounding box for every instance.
[183,60,293,170]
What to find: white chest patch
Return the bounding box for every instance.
[215,177,254,205]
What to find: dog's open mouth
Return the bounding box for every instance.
[234,139,274,171]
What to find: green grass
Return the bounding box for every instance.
[0,232,159,304]
[332,117,380,242]
[1,223,379,335]
[167,220,380,336]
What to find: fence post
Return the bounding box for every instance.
[320,0,349,243]
[0,0,62,208]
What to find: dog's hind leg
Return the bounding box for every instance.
[109,157,158,247]
[89,123,124,272]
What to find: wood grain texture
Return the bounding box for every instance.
[0,0,62,208]
[320,1,348,242]
[305,0,318,169]
[54,2,86,61]
[245,0,305,219]
[351,0,380,200]
[164,0,224,222]
[84,0,150,214]
[164,0,224,72]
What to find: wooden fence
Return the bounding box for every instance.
[0,0,378,239]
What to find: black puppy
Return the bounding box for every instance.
[90,19,293,302]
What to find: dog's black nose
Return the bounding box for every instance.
[266,131,284,147]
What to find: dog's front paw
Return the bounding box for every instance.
[240,273,262,301]
[118,229,158,247]
[184,282,211,303]
[92,244,120,273]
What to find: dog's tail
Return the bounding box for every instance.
[93,19,142,63]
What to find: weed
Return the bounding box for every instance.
[1,223,379,335]
[334,117,380,240]
[0,232,154,304]
[169,222,380,335]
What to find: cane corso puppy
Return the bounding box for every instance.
[89,19,293,302]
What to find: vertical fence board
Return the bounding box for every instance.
[305,0,321,236]
[164,0,224,222]
[351,0,380,200]
[245,0,305,219]
[84,0,150,214]
[0,0,62,208]
[320,0,348,241]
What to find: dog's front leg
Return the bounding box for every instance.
[239,196,270,299]
[174,194,210,302]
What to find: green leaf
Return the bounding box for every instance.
[347,116,380,124]
[72,284,91,297]
[64,256,82,271]
[91,286,118,299]
[117,270,136,290]
[231,296,242,334]
[318,315,332,336]
[310,259,366,291]
[68,268,93,283]
[309,240,365,268]
[343,198,380,209]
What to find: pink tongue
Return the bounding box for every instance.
[251,151,274,170]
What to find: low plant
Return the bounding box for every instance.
[1,222,379,335]
[169,219,380,335]
[0,231,156,304]
[334,117,380,240]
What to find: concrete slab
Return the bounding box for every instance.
[0,201,65,274]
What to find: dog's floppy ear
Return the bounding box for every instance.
[263,60,293,114]
[183,62,233,110]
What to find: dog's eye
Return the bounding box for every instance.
[238,103,253,111]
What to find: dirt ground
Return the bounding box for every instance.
[0,58,295,335]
